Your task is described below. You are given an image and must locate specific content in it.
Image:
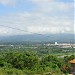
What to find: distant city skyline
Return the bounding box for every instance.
[0,0,74,36]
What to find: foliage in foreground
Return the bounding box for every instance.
[0,50,74,75]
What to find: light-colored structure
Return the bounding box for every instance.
[70,59,75,75]
[55,42,58,45]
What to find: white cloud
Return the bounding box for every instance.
[30,0,53,3]
[0,0,74,35]
[0,0,16,6]
[27,26,72,34]
[0,11,73,35]
[0,27,9,35]
[30,0,73,10]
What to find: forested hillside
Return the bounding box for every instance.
[0,45,75,75]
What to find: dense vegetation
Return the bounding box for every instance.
[0,45,75,75]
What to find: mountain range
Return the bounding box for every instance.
[0,34,75,43]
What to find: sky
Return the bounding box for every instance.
[0,0,74,36]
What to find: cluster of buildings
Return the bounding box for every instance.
[46,42,75,48]
[54,42,75,48]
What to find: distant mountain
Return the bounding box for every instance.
[0,34,75,43]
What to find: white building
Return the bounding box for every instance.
[55,42,58,45]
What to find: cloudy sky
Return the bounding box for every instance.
[0,0,74,36]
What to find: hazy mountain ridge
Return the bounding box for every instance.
[0,34,74,43]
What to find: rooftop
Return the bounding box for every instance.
[70,59,75,64]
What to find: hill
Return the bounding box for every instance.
[0,33,74,44]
